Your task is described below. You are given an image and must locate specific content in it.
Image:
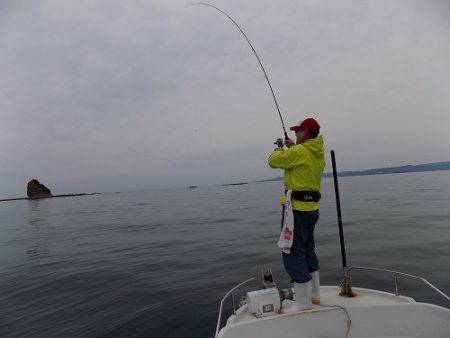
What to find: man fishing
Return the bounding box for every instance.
[268,117,326,313]
[191,3,325,312]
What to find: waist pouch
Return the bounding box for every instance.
[284,190,321,202]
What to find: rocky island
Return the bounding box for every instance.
[27,179,52,199]
[0,179,101,202]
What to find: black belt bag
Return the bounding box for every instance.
[285,190,321,202]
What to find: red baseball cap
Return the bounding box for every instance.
[290,118,320,133]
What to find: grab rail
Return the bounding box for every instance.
[214,267,448,337]
[347,266,450,302]
[215,278,255,338]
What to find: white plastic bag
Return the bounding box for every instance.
[277,190,294,254]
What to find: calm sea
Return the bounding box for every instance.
[0,171,449,337]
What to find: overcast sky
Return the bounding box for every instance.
[1,0,449,196]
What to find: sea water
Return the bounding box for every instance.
[0,171,449,337]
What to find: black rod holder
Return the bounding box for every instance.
[330,150,354,297]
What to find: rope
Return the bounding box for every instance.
[317,303,352,338]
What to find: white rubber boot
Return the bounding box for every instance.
[282,281,313,313]
[311,271,320,305]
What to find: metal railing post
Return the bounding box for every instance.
[348,266,449,303]
[215,278,255,338]
[394,274,399,296]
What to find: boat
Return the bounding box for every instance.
[215,267,450,338]
[215,152,449,337]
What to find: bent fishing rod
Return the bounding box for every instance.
[188,2,288,139]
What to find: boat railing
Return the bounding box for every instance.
[347,266,450,302]
[215,267,449,337]
[215,278,255,338]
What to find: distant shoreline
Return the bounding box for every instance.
[2,161,449,201]
[257,161,450,182]
[222,182,248,186]
[0,192,101,203]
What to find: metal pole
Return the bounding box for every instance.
[394,274,399,296]
[330,150,354,296]
[331,150,347,269]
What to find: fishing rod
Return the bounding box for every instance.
[188,2,289,139]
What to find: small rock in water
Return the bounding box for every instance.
[27,179,52,199]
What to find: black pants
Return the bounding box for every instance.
[281,207,320,283]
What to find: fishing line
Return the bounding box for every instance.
[187,2,288,139]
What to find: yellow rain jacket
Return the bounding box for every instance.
[268,135,326,211]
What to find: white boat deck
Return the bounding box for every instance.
[231,286,415,324]
[219,286,450,338]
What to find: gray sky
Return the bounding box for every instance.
[1,0,449,196]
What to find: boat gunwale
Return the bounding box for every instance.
[215,266,450,338]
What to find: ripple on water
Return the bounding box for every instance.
[1,171,450,337]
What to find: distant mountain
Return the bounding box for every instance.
[257,161,450,182]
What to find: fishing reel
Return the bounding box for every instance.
[274,138,284,148]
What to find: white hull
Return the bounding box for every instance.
[218,286,450,338]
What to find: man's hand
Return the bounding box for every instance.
[284,138,295,148]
